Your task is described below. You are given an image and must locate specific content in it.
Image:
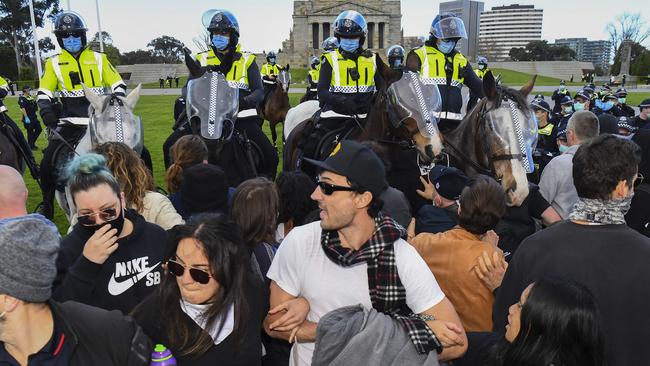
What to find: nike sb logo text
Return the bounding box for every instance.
[108,257,161,296]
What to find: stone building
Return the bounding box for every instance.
[281,0,403,67]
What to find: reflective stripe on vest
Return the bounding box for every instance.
[51,56,66,89]
[415,46,467,88]
[538,123,555,136]
[325,50,377,94]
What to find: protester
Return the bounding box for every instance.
[65,142,183,230]
[0,165,28,220]
[231,177,279,286]
[634,99,650,129]
[165,135,209,194]
[53,153,167,314]
[132,214,264,366]
[410,175,506,332]
[627,128,650,236]
[265,141,467,365]
[415,166,469,234]
[0,216,152,365]
[275,170,319,242]
[170,164,231,220]
[539,111,599,219]
[493,134,649,365]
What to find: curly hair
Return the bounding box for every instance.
[166,135,209,193]
[94,142,154,212]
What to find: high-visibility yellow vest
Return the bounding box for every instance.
[308,69,320,84]
[538,122,555,136]
[323,49,376,93]
[261,63,280,77]
[38,48,123,100]
[474,67,489,80]
[413,45,468,88]
[196,44,256,90]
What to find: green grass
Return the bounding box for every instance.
[3,93,304,233]
[490,68,583,86]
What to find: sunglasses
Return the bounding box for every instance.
[77,207,119,226]
[166,259,212,284]
[317,181,357,196]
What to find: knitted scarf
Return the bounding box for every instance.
[568,195,633,225]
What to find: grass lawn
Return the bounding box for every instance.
[490,68,583,86]
[3,93,304,233]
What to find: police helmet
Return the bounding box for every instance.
[334,10,368,42]
[53,11,88,49]
[203,9,240,48]
[430,13,467,40]
[478,56,488,65]
[310,56,319,68]
[387,45,405,58]
[267,51,277,62]
[322,36,339,52]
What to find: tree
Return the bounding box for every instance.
[607,13,650,56]
[610,42,650,76]
[88,31,121,65]
[38,36,54,54]
[508,47,530,61]
[120,49,157,64]
[508,41,576,61]
[192,29,210,53]
[147,35,184,63]
[0,0,60,72]
[91,31,113,45]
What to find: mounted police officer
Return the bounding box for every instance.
[321,36,339,53]
[196,9,278,178]
[551,80,571,115]
[467,55,489,112]
[1,75,36,165]
[305,56,320,100]
[37,11,126,219]
[261,50,281,96]
[387,44,405,70]
[408,13,483,133]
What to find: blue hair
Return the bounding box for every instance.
[65,153,121,198]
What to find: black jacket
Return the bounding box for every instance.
[53,209,168,314]
[50,300,151,366]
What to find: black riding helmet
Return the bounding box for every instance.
[266,51,277,63]
[333,10,368,48]
[203,9,240,50]
[387,45,405,69]
[52,11,88,50]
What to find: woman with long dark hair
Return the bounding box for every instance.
[131,213,264,366]
[486,277,607,366]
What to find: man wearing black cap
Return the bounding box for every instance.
[634,99,650,130]
[615,88,635,117]
[265,140,467,364]
[17,86,42,150]
[0,216,152,365]
[551,80,571,115]
[415,165,469,234]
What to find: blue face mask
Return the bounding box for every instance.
[602,101,614,111]
[211,35,230,51]
[619,97,626,104]
[563,105,573,114]
[393,59,402,67]
[478,64,485,70]
[573,102,585,111]
[438,40,455,54]
[340,38,360,53]
[62,36,82,54]
[559,144,569,153]
[269,57,276,64]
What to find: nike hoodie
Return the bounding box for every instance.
[53,209,168,315]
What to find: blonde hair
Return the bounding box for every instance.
[166,135,209,193]
[94,142,154,212]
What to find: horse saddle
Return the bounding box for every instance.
[301,110,361,161]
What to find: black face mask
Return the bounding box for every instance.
[76,202,126,238]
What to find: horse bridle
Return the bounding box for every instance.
[445,96,526,178]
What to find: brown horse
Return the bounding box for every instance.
[259,66,291,146]
[283,55,444,173]
[442,71,537,206]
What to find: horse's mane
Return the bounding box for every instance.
[493,85,530,113]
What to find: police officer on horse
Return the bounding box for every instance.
[195,9,278,178]
[37,11,126,219]
[387,44,405,70]
[467,56,489,112]
[408,13,484,133]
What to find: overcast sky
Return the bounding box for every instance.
[36,0,648,56]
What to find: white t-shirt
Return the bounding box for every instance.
[267,221,446,366]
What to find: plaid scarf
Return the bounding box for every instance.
[321,214,441,354]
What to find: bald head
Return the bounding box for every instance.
[0,165,28,219]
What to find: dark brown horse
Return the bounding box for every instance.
[259,66,291,146]
[283,55,444,173]
[442,71,537,206]
[0,112,40,183]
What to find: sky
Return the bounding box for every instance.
[35,0,648,56]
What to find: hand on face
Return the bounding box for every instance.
[83,224,119,264]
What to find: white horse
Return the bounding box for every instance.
[283,100,320,140]
[55,84,143,221]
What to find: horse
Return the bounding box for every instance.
[259,65,291,146]
[442,70,537,207]
[0,109,40,185]
[283,55,445,200]
[53,84,144,221]
[283,99,320,141]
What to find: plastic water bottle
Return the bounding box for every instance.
[150,344,177,366]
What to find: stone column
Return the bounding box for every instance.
[619,39,633,76]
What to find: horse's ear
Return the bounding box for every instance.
[184,47,202,78]
[519,75,537,97]
[286,64,290,71]
[405,50,420,72]
[482,70,498,102]
[125,84,141,110]
[83,83,103,111]
[374,54,390,91]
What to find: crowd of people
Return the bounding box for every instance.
[0,5,650,366]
